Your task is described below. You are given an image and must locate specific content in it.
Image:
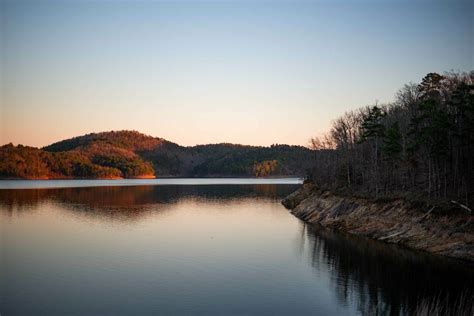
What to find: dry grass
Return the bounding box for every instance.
[414,291,473,316]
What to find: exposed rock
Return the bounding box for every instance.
[281,183,316,209]
[283,186,474,261]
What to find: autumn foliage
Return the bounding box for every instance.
[0,131,312,179]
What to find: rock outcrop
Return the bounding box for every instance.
[282,184,474,261]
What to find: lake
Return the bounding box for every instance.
[1,179,472,315]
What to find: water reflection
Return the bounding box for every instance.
[1,184,473,315]
[0,184,295,221]
[301,223,474,315]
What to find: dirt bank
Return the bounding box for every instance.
[282,184,474,261]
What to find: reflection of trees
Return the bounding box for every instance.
[253,184,280,197]
[0,189,52,215]
[0,184,299,220]
[300,224,474,315]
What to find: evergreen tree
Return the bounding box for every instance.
[382,122,402,159]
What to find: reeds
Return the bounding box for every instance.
[414,291,473,316]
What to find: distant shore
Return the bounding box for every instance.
[0,175,302,180]
[0,177,303,190]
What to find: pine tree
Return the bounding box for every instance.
[382,122,402,159]
[359,105,386,196]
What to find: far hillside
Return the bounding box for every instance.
[0,131,313,179]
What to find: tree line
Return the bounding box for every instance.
[0,131,314,179]
[308,71,474,206]
[0,144,156,179]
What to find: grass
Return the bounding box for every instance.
[414,291,473,316]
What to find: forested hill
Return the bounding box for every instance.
[0,131,313,179]
[308,71,474,205]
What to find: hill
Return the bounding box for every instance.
[0,131,313,179]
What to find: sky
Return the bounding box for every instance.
[1,0,472,147]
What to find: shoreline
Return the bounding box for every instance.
[282,183,474,262]
[0,175,303,181]
[0,177,303,190]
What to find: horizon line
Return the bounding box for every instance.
[1,129,314,149]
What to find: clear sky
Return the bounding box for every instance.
[1,0,472,147]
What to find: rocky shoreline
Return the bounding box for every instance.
[282,184,474,261]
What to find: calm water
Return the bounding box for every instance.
[1,180,473,315]
[0,178,302,190]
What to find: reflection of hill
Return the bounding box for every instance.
[0,184,299,220]
[0,189,53,214]
[300,223,474,315]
